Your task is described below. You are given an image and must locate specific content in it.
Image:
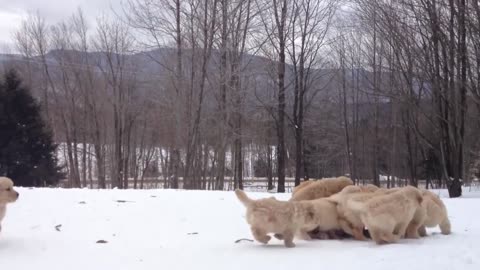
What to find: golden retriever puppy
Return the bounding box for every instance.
[420,190,451,235]
[347,186,423,244]
[405,190,451,238]
[235,189,306,247]
[273,199,343,241]
[371,186,427,239]
[0,177,19,234]
[235,189,342,247]
[292,180,315,196]
[290,176,353,201]
[328,187,383,240]
[285,198,342,241]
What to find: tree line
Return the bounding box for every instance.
[1,0,479,197]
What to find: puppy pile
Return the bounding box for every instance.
[235,176,451,247]
[0,177,19,234]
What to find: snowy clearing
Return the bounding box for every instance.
[1,187,479,270]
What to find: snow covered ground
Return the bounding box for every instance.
[1,187,479,270]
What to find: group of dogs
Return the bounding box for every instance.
[0,175,451,248]
[235,176,451,248]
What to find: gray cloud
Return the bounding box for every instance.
[0,0,122,51]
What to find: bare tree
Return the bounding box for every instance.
[257,0,290,192]
[93,16,136,188]
[288,0,337,186]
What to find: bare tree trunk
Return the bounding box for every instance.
[371,9,380,186]
[216,0,229,191]
[273,0,288,193]
[184,0,219,190]
[267,145,273,190]
[170,0,183,190]
[338,40,353,181]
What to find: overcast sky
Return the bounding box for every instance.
[0,0,120,52]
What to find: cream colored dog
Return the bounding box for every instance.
[235,189,342,247]
[347,186,423,244]
[328,185,383,240]
[289,198,342,241]
[405,189,451,238]
[0,177,19,234]
[290,176,354,201]
[235,189,305,247]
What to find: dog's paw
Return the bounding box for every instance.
[284,241,296,248]
[418,226,427,237]
[264,235,272,242]
[406,233,420,239]
[257,235,271,244]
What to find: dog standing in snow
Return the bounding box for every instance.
[327,185,382,240]
[290,177,357,240]
[346,186,423,244]
[235,189,344,247]
[235,189,305,247]
[405,189,451,238]
[0,177,19,234]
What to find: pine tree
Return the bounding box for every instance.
[0,69,62,187]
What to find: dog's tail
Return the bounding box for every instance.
[235,189,254,207]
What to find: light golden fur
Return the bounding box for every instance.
[405,189,451,238]
[294,198,342,240]
[374,187,401,194]
[0,177,19,234]
[347,186,423,244]
[292,180,315,195]
[235,189,341,247]
[327,185,384,240]
[290,176,354,201]
[362,184,380,193]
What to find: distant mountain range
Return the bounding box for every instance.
[0,48,386,112]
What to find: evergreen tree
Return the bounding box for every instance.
[0,69,62,186]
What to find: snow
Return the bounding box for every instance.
[1,187,480,270]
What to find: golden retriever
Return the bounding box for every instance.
[347,186,423,244]
[0,177,19,234]
[286,198,342,241]
[327,185,384,240]
[405,189,451,238]
[235,189,341,247]
[290,176,353,201]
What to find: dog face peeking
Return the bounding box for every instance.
[0,177,19,204]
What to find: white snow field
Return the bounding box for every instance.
[1,187,479,270]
